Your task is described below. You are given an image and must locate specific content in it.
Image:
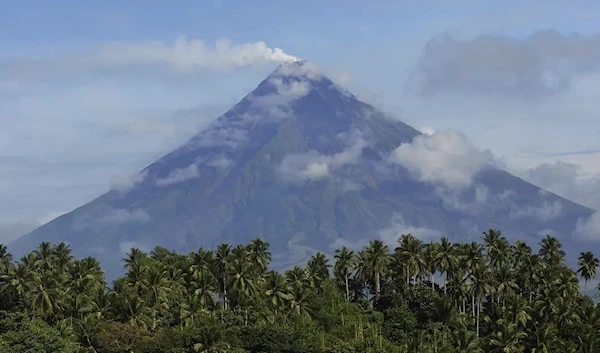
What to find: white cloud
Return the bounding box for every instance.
[379,213,442,245]
[110,170,148,192]
[156,163,200,186]
[409,30,600,100]
[435,184,490,213]
[272,60,321,80]
[71,208,150,231]
[279,131,367,183]
[192,120,250,150]
[100,208,150,225]
[509,200,563,221]
[389,130,496,189]
[575,212,600,240]
[329,67,352,87]
[420,126,437,136]
[207,156,232,169]
[248,76,311,120]
[37,211,67,225]
[522,161,600,210]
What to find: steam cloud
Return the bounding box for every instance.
[0,37,301,80]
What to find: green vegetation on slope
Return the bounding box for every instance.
[1,229,600,352]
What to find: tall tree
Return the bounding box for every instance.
[361,240,389,298]
[334,246,357,301]
[577,251,599,292]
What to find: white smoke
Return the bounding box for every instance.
[95,37,301,72]
[0,37,301,80]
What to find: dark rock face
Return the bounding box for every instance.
[10,61,594,277]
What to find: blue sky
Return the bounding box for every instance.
[2,0,600,239]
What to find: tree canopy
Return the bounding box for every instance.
[0,229,599,352]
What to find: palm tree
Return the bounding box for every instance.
[396,234,425,284]
[538,235,565,267]
[531,323,558,353]
[285,266,309,291]
[512,241,532,269]
[228,248,257,310]
[0,245,13,274]
[469,263,491,336]
[360,240,389,298]
[437,237,457,295]
[213,243,232,310]
[449,327,483,353]
[264,271,292,323]
[120,295,151,329]
[334,246,357,301]
[577,251,599,292]
[489,319,527,353]
[424,241,439,290]
[193,328,230,353]
[33,241,55,270]
[189,248,214,281]
[248,237,271,274]
[191,272,216,309]
[306,252,330,293]
[27,270,64,320]
[52,242,74,271]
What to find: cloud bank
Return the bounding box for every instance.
[389,130,496,189]
[409,29,600,100]
[523,161,600,210]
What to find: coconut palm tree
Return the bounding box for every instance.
[360,240,389,298]
[437,237,457,295]
[424,241,439,290]
[396,234,426,284]
[248,237,271,274]
[213,243,232,310]
[306,252,330,293]
[538,235,565,267]
[334,246,357,301]
[577,251,599,292]
[264,271,292,323]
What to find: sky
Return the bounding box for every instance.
[2,0,600,242]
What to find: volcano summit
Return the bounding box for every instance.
[10,61,595,276]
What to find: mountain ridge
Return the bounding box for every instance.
[9,61,596,277]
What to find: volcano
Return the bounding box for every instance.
[9,61,595,276]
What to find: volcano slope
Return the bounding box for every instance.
[10,61,597,276]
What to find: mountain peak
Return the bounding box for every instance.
[270,60,328,82]
[11,58,594,280]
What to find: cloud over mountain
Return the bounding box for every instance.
[388,130,496,189]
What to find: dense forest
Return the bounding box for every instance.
[0,229,599,352]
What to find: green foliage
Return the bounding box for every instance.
[0,231,599,352]
[0,311,80,353]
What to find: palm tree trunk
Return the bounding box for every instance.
[476,297,481,337]
[223,276,227,311]
[431,273,435,290]
[472,295,475,317]
[584,279,588,293]
[375,272,381,298]
[345,273,350,302]
[443,272,447,295]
